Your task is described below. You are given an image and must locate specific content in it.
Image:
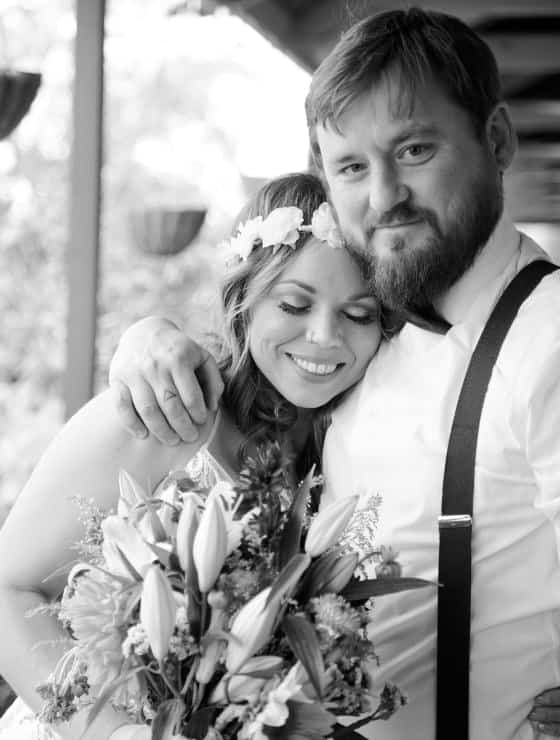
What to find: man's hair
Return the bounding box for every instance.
[306,7,502,168]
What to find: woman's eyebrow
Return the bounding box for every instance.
[348,291,376,301]
[275,280,316,294]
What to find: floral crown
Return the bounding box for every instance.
[223,202,344,263]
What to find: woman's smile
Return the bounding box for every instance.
[286,352,343,377]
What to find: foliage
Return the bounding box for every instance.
[0,0,309,521]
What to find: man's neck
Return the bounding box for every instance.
[434,213,519,326]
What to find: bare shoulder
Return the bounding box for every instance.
[0,390,216,594]
[57,389,217,492]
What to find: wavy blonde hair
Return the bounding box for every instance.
[217,172,333,474]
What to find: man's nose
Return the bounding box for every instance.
[368,163,408,219]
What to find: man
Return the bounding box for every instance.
[109,8,560,738]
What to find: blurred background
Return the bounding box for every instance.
[1,0,559,545]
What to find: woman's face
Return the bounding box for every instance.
[248,238,382,408]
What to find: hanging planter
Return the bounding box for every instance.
[0,70,41,140]
[129,206,207,256]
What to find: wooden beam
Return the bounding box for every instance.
[64,0,105,419]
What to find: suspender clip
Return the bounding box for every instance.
[438,514,472,529]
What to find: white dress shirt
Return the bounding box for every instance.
[323,215,560,739]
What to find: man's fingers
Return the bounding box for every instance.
[529,705,560,723]
[110,380,148,439]
[529,721,560,737]
[173,364,211,427]
[128,379,181,446]
[197,353,224,412]
[535,688,560,706]
[157,380,201,443]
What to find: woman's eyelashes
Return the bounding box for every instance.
[278,300,378,325]
[278,300,308,315]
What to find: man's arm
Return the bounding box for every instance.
[108,317,224,445]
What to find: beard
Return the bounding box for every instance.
[346,167,503,314]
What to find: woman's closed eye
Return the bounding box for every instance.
[278,300,310,315]
[343,306,379,325]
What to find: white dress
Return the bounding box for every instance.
[0,441,233,740]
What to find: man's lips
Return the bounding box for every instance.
[375,218,423,230]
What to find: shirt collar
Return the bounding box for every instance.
[434,212,521,327]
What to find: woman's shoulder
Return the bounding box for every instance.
[48,390,218,492]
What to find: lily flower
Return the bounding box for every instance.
[102,516,156,579]
[175,493,200,578]
[193,493,228,593]
[305,496,359,557]
[209,655,284,704]
[225,587,282,673]
[140,564,177,662]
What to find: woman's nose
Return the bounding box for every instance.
[306,312,342,347]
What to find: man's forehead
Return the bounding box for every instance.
[316,75,455,146]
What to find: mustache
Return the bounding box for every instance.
[364,202,439,238]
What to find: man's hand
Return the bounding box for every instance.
[529,687,560,737]
[108,317,224,445]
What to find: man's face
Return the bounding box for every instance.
[316,71,504,312]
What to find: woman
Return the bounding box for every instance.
[0,173,382,739]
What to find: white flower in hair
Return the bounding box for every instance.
[259,206,304,252]
[310,202,344,248]
[229,216,263,261]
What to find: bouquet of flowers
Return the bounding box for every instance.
[36,443,430,739]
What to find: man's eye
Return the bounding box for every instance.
[399,143,434,163]
[279,301,309,315]
[339,162,366,176]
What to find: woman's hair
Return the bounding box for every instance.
[217,172,332,474]
[306,7,502,170]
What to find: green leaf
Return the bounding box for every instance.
[297,551,358,601]
[340,576,435,603]
[264,699,335,738]
[282,614,325,701]
[81,666,145,737]
[279,467,315,568]
[152,697,185,740]
[183,706,218,739]
[266,553,312,607]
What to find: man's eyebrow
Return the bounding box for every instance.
[274,280,316,294]
[389,123,440,146]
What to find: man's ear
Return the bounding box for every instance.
[486,102,517,172]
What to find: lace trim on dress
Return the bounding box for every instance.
[183,409,235,489]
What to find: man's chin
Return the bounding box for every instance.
[369,222,433,258]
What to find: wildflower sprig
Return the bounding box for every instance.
[36,440,432,739]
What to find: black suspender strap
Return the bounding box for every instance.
[436,259,558,740]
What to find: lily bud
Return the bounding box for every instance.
[305,496,359,557]
[175,494,200,580]
[157,479,180,534]
[138,507,167,543]
[117,470,148,519]
[193,494,228,593]
[140,564,177,662]
[225,587,281,673]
